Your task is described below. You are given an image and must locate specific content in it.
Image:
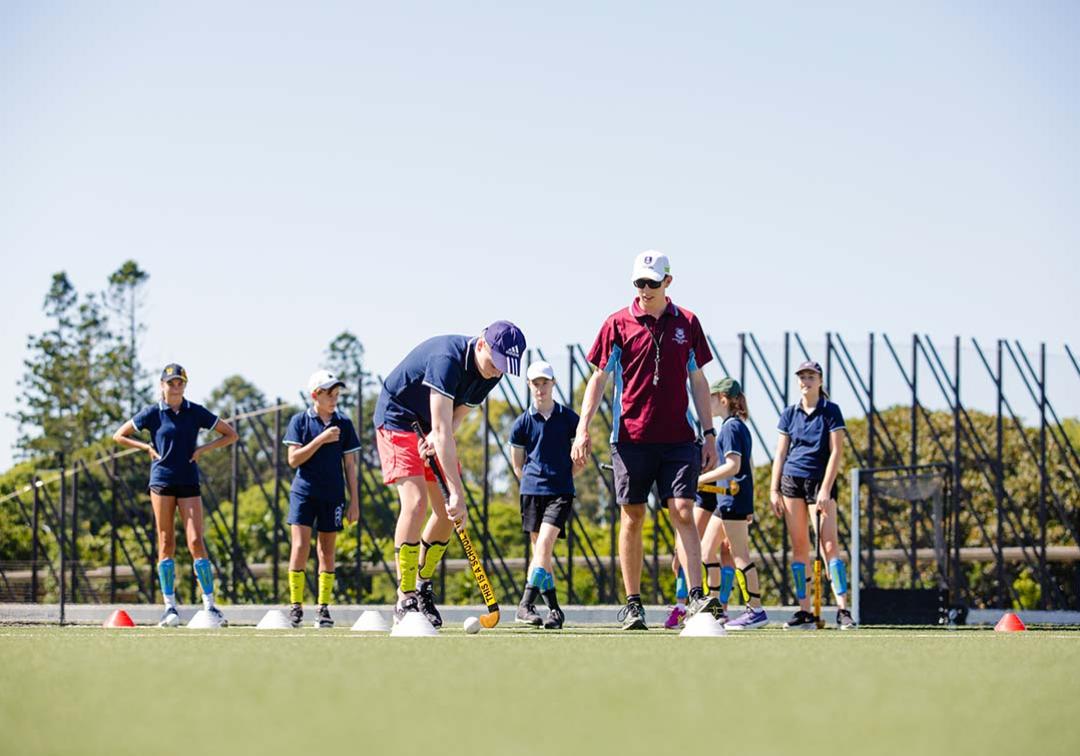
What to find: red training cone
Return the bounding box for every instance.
[103,609,136,628]
[994,612,1026,632]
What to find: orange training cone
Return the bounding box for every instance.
[994,612,1026,632]
[103,609,136,628]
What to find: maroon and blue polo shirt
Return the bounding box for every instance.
[585,298,712,444]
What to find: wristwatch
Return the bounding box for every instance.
[703,428,716,438]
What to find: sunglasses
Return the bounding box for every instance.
[633,278,664,290]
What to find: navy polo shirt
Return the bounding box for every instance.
[374,335,500,432]
[283,409,361,501]
[716,416,753,510]
[778,398,846,479]
[509,402,580,496]
[131,400,220,487]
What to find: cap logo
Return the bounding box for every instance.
[644,256,653,264]
[506,345,521,357]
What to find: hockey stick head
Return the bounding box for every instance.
[479,610,500,629]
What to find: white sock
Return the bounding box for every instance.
[163,593,176,610]
[202,593,215,610]
[676,600,686,610]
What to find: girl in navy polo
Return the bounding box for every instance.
[113,364,238,628]
[769,361,854,629]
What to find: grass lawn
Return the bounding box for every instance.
[1,624,1078,756]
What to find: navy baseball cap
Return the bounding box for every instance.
[795,360,823,376]
[160,363,188,382]
[483,320,527,376]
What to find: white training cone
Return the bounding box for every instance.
[390,611,438,637]
[256,609,293,630]
[351,610,390,632]
[186,609,225,629]
[680,611,727,637]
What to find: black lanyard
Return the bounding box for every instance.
[645,319,665,386]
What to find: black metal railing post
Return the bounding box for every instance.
[71,467,79,602]
[59,454,66,625]
[31,475,40,603]
[231,410,240,602]
[110,457,118,603]
[273,401,282,602]
[1039,343,1048,609]
[996,339,1005,606]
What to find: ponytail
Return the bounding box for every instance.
[820,385,830,400]
[723,392,750,420]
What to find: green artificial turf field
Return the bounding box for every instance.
[1,625,1078,756]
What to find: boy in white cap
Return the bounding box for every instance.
[509,361,585,629]
[282,370,361,628]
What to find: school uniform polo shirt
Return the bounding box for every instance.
[509,402,580,496]
[131,400,220,487]
[586,297,712,444]
[716,416,754,511]
[374,335,500,433]
[283,409,361,501]
[777,397,846,479]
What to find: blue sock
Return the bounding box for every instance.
[675,568,688,602]
[528,567,547,589]
[791,562,807,601]
[158,559,175,607]
[829,559,848,596]
[194,558,214,598]
[541,570,554,592]
[719,566,736,604]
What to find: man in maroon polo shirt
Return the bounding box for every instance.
[572,251,719,630]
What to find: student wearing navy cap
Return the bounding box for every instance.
[697,378,768,630]
[509,360,584,630]
[769,361,854,629]
[572,251,719,630]
[282,370,361,629]
[113,364,238,627]
[374,320,526,627]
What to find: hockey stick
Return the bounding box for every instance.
[411,422,500,628]
[814,505,825,629]
[698,481,740,496]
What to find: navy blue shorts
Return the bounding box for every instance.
[695,490,718,513]
[611,441,701,505]
[520,494,573,538]
[715,498,754,521]
[780,475,837,505]
[149,484,201,498]
[287,492,346,532]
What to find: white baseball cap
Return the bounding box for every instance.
[526,361,555,382]
[307,370,346,396]
[631,250,671,283]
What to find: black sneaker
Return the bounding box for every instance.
[417,581,443,629]
[836,608,856,630]
[394,595,420,624]
[288,603,303,629]
[687,594,721,619]
[543,607,565,630]
[617,601,648,631]
[516,603,543,626]
[784,610,818,630]
[314,604,334,629]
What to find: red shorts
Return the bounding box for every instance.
[376,427,436,485]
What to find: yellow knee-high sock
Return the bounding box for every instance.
[418,539,449,581]
[288,570,305,605]
[317,571,334,605]
[396,542,420,593]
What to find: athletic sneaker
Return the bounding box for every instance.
[663,605,687,629]
[157,606,180,628]
[314,604,334,629]
[836,608,856,630]
[207,605,228,627]
[725,607,769,630]
[686,594,721,619]
[617,601,648,631]
[543,607,565,630]
[288,603,303,629]
[417,581,443,629]
[516,603,543,626]
[393,595,420,624]
[783,610,818,630]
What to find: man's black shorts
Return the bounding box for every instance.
[520,494,573,538]
[612,441,701,505]
[780,475,838,505]
[149,484,202,498]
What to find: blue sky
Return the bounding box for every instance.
[1,2,1078,468]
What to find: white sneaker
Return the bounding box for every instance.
[158,607,180,627]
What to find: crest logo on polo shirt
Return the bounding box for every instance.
[674,327,688,345]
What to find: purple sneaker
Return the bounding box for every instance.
[726,607,769,630]
[663,605,687,629]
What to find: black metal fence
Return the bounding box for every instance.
[1,332,1077,612]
